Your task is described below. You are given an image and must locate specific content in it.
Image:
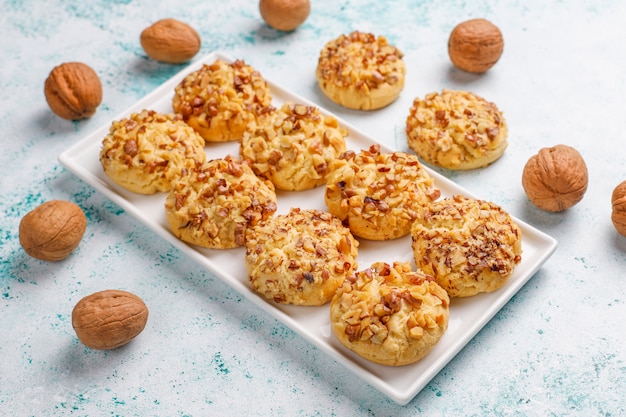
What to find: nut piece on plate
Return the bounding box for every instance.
[448,18,504,74]
[19,200,87,261]
[72,290,149,350]
[140,18,201,64]
[611,181,626,236]
[259,0,310,31]
[522,144,588,212]
[44,62,103,120]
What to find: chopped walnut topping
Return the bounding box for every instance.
[316,31,406,110]
[164,155,277,249]
[406,89,508,170]
[240,102,347,191]
[317,31,404,90]
[172,59,273,142]
[325,146,440,240]
[123,139,138,157]
[411,195,523,297]
[244,208,359,306]
[330,262,450,366]
[100,109,206,194]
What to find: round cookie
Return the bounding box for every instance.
[316,31,405,110]
[330,261,450,366]
[100,109,206,194]
[245,208,359,306]
[164,155,277,249]
[240,103,348,191]
[411,194,523,298]
[405,89,508,170]
[324,144,441,240]
[172,59,274,143]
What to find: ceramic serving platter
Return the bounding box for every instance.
[58,51,558,405]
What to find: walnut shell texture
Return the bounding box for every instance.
[611,180,626,236]
[19,200,87,261]
[140,18,201,64]
[72,290,149,350]
[448,18,504,74]
[44,62,103,120]
[259,0,310,31]
[522,144,588,212]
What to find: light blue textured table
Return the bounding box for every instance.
[1,0,625,415]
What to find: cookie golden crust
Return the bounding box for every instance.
[164,156,277,249]
[240,103,348,191]
[245,208,359,306]
[411,195,522,298]
[324,144,441,241]
[100,109,206,194]
[316,31,405,110]
[405,89,508,170]
[172,59,274,143]
[330,262,450,366]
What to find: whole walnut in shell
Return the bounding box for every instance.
[522,144,588,212]
[72,289,149,350]
[448,18,504,74]
[259,0,310,31]
[44,62,103,120]
[19,200,87,261]
[611,181,626,236]
[140,18,201,64]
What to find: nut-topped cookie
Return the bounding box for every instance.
[245,208,359,305]
[330,261,450,366]
[240,102,347,191]
[325,144,440,240]
[405,89,508,170]
[316,31,405,110]
[100,109,206,194]
[411,195,522,297]
[172,59,274,142]
[164,155,277,249]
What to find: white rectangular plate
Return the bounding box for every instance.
[59,51,557,405]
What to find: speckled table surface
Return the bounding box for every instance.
[1,0,625,415]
